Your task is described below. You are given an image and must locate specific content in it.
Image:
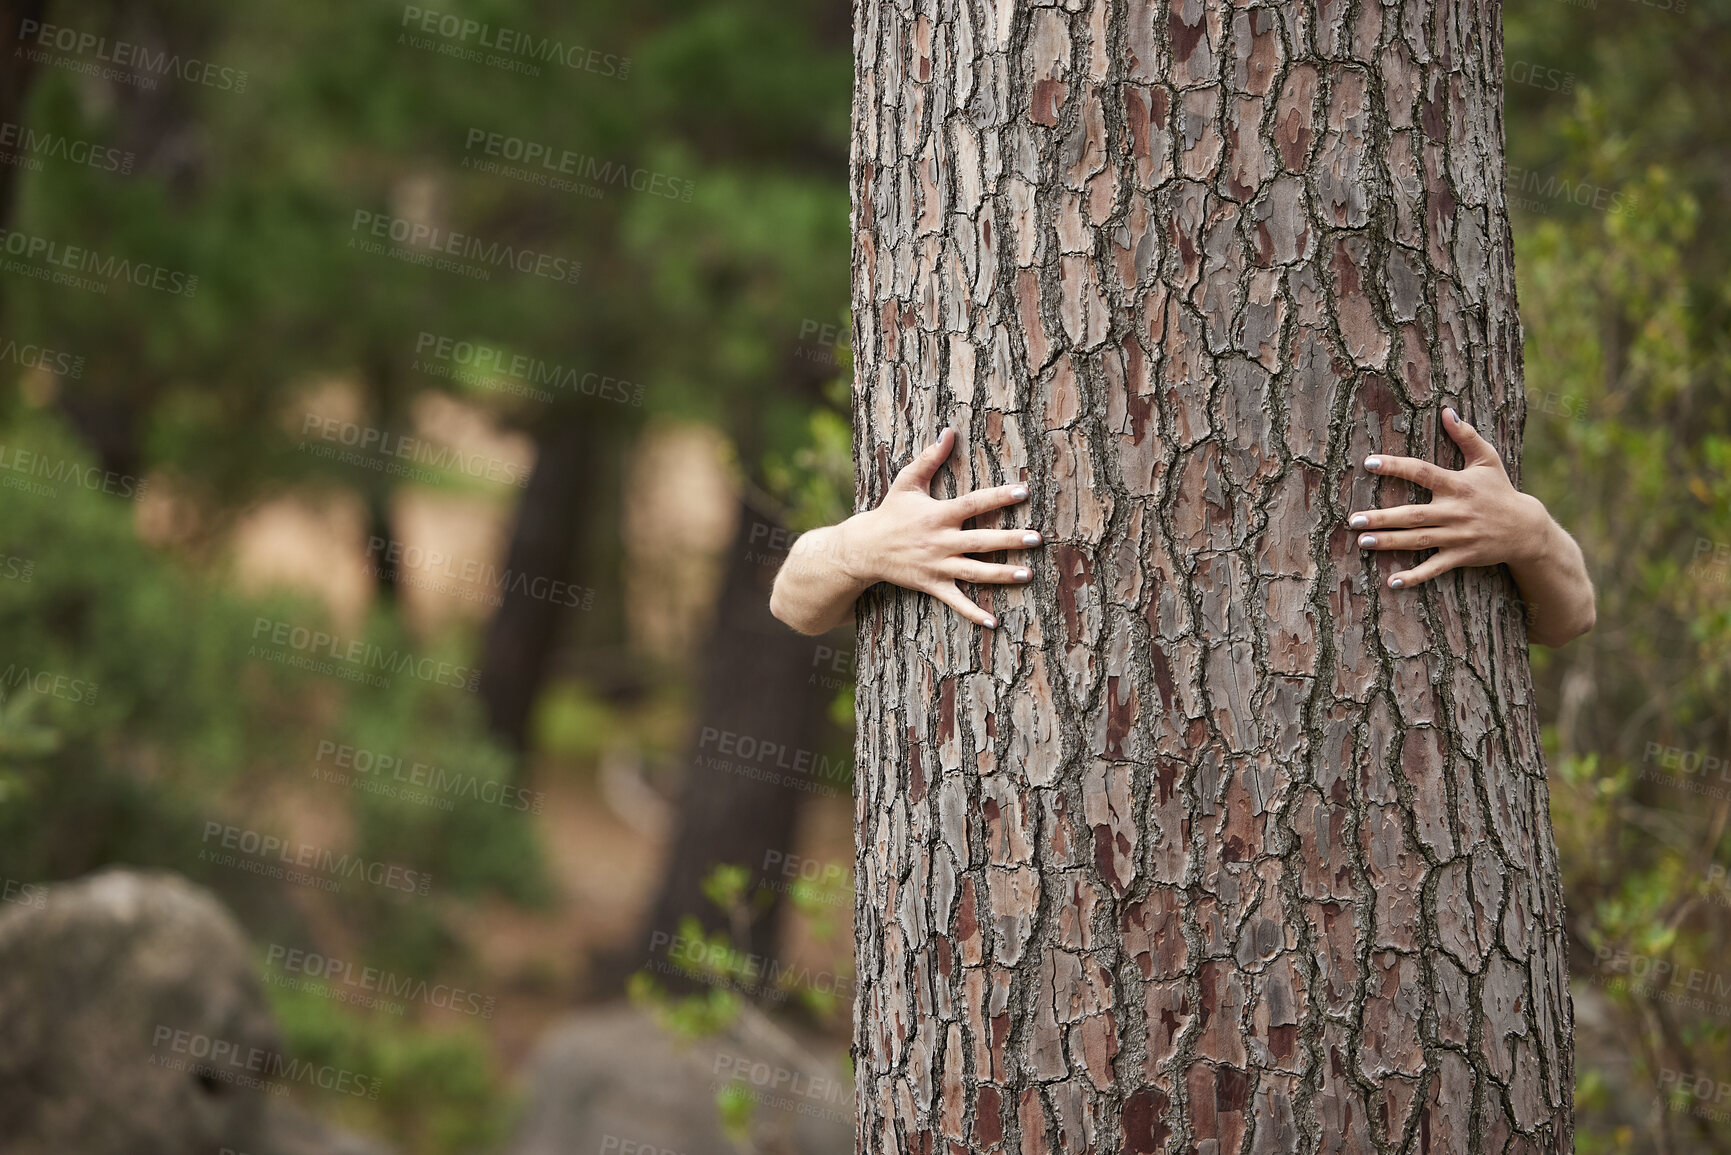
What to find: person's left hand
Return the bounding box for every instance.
[1349,406,1549,589]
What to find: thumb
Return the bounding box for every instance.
[892,428,955,493]
[1444,406,1500,466]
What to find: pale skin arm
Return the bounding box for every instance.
[768,428,1040,636]
[772,409,1596,647]
[1351,405,1596,648]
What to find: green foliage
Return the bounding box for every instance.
[763,386,855,534]
[267,979,513,1155]
[628,861,853,1137]
[1508,53,1731,1143]
[0,404,546,1145]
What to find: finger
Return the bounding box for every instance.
[928,579,996,629]
[1362,453,1461,497]
[949,558,1034,585]
[1443,406,1502,467]
[946,482,1030,522]
[891,428,956,493]
[1388,549,1466,590]
[954,527,1044,554]
[1346,502,1458,531]
[1355,527,1464,553]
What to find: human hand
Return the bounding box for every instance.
[845,428,1042,628]
[1349,406,1550,589]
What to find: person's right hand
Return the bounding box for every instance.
[846,428,1042,629]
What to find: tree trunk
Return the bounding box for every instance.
[850,1,1572,1152]
[0,0,48,240]
[478,409,610,753]
[632,493,844,999]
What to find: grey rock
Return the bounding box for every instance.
[0,868,391,1155]
[506,1002,853,1155]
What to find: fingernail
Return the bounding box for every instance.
[1013,568,1031,582]
[1358,534,1376,548]
[1444,406,1457,422]
[1010,485,1029,500]
[1348,514,1368,529]
[1389,576,1404,589]
[1022,531,1042,546]
[1364,456,1382,471]
[983,615,997,629]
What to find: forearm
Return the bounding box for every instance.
[769,516,877,636]
[1505,494,1596,647]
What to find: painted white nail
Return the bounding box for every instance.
[1014,568,1031,582]
[1390,576,1404,589]
[1022,531,1042,546]
[983,615,997,629]
[1364,456,1382,471]
[1359,534,1376,548]
[1348,514,1368,529]
[1010,485,1029,500]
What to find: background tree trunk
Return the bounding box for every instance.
[630,493,845,998]
[0,0,49,243]
[850,0,1573,1151]
[478,407,623,754]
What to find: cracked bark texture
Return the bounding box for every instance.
[848,0,1574,1152]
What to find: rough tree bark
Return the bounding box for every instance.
[849,0,1573,1152]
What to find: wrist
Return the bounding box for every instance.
[832,511,882,589]
[1507,493,1557,569]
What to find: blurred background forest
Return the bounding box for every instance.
[0,0,1726,1151]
